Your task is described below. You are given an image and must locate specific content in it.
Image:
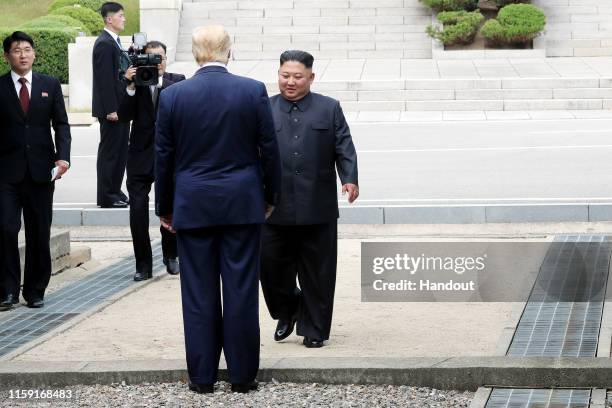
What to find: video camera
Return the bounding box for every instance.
[119,32,162,87]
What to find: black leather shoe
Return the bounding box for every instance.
[188,383,214,394]
[133,270,152,281]
[100,200,128,209]
[26,299,44,308]
[231,381,258,393]
[303,337,324,348]
[274,317,297,341]
[0,294,19,311]
[163,258,180,275]
[119,192,129,204]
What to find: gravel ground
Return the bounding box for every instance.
[0,382,474,407]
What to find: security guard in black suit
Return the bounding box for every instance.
[261,50,359,348]
[118,40,185,281]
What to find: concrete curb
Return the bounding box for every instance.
[3,357,612,391]
[53,204,612,226]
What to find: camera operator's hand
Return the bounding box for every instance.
[124,65,137,84]
[106,112,119,122]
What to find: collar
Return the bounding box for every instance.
[279,92,312,113]
[104,28,120,42]
[11,70,33,85]
[199,62,227,68]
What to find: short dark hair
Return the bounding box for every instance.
[145,40,167,54]
[3,31,35,54]
[100,2,124,19]
[280,50,314,69]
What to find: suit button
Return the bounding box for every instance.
[295,170,301,175]
[26,144,31,149]
[294,135,299,139]
[293,118,299,123]
[293,152,299,157]
[25,125,29,129]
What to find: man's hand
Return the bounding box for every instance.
[265,204,275,220]
[125,66,137,90]
[342,183,359,204]
[160,215,176,233]
[54,160,70,180]
[106,112,119,122]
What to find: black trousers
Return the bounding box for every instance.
[127,172,177,272]
[0,172,54,301]
[260,222,338,341]
[177,224,261,384]
[96,118,129,206]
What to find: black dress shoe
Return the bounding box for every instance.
[163,258,180,275]
[119,192,129,204]
[274,316,297,341]
[303,337,324,348]
[231,380,258,393]
[26,299,44,308]
[0,294,19,311]
[188,383,214,394]
[100,200,128,209]
[133,270,152,281]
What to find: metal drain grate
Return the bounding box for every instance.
[487,388,591,408]
[507,235,611,357]
[0,243,165,358]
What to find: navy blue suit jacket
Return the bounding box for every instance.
[155,65,281,230]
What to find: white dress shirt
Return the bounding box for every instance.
[126,75,163,97]
[104,28,122,49]
[200,61,227,69]
[11,70,32,99]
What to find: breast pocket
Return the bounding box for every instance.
[311,122,329,132]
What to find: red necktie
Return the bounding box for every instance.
[18,77,29,114]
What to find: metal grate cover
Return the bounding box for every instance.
[0,243,164,358]
[487,388,591,408]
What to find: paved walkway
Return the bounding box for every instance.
[170,56,612,82]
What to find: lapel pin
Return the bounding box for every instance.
[41,92,49,98]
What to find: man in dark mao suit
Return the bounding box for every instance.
[155,25,281,394]
[118,40,184,281]
[261,50,359,348]
[0,31,71,310]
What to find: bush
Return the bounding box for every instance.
[426,10,484,45]
[19,15,87,35]
[51,6,104,35]
[0,28,77,83]
[481,4,546,45]
[48,0,105,13]
[420,0,478,12]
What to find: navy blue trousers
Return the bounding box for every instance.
[177,224,261,385]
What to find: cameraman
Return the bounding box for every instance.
[119,41,185,281]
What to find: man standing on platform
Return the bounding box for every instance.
[119,41,184,281]
[155,26,281,393]
[261,50,359,348]
[92,2,130,208]
[0,31,71,311]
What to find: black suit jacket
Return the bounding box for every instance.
[118,72,186,178]
[92,30,126,119]
[0,72,71,183]
[267,92,358,225]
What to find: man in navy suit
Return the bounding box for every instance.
[155,25,281,394]
[0,31,71,310]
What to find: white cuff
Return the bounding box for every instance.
[126,87,136,96]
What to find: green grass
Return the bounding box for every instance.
[0,0,140,35]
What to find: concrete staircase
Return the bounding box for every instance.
[534,0,612,57]
[177,0,433,61]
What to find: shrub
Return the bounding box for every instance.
[48,0,105,13]
[426,10,484,45]
[0,28,77,83]
[480,4,546,45]
[19,15,87,35]
[420,0,478,12]
[51,6,104,35]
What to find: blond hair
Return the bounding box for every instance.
[192,25,231,65]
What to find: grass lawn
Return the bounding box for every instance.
[0,0,140,35]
